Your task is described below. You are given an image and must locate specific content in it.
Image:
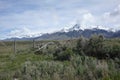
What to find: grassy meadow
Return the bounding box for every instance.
[0,35,120,80]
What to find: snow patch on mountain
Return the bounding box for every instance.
[58,24,113,33]
[7,24,117,40]
[68,24,82,31]
[59,24,82,32]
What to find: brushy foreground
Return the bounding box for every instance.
[0,35,120,80]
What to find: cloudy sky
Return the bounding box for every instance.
[0,0,120,39]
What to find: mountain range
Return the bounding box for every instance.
[5,24,120,41]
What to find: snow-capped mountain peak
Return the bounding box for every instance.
[59,24,82,33]
[59,27,69,32]
[68,24,81,31]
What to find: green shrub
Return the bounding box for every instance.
[54,47,73,61]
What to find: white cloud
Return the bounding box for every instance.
[110,4,120,16]
[103,4,120,18]
[8,27,42,38]
[78,4,120,30]
[102,4,120,29]
[80,13,96,29]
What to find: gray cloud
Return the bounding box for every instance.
[109,5,120,16]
